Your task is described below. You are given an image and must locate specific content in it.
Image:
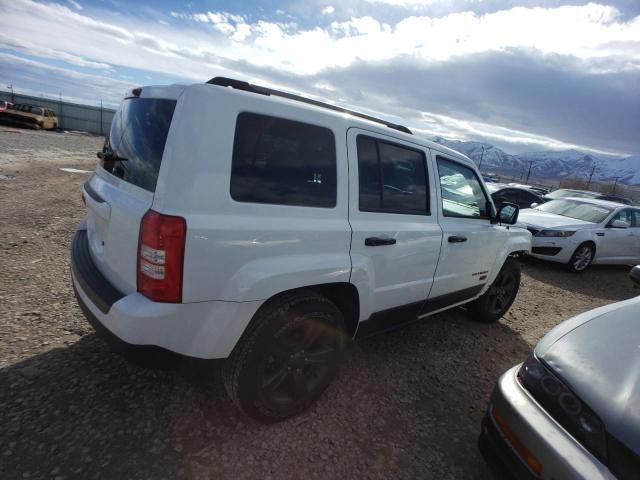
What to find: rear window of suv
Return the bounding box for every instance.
[231,112,337,208]
[101,97,176,192]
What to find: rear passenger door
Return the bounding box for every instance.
[347,129,443,327]
[425,155,504,313]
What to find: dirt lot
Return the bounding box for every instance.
[1,128,637,480]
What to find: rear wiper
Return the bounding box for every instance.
[97,151,128,162]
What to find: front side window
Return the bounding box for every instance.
[357,135,429,215]
[494,189,518,204]
[520,190,541,206]
[610,209,633,226]
[437,157,489,218]
[231,113,337,208]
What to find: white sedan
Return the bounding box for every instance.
[517,197,640,272]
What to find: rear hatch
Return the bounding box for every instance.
[83,93,177,294]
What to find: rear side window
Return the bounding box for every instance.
[102,98,176,192]
[357,135,429,215]
[231,112,337,208]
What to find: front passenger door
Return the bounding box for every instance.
[599,209,637,262]
[425,155,506,313]
[632,210,640,261]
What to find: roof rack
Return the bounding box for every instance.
[206,77,412,135]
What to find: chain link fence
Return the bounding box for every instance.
[0,90,115,135]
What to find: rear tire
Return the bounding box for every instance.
[468,258,521,323]
[567,243,594,273]
[223,291,347,423]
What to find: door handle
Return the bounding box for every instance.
[365,237,397,247]
[448,235,467,243]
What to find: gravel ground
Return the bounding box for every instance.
[1,128,638,480]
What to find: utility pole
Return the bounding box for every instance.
[6,83,14,103]
[525,160,534,182]
[587,162,597,189]
[478,146,485,170]
[58,92,63,130]
[100,99,103,136]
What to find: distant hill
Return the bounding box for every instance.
[432,137,640,185]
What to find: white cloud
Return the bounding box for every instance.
[0,33,110,69]
[3,1,638,77]
[232,23,252,42]
[364,0,437,5]
[0,0,639,153]
[67,0,82,10]
[0,53,131,106]
[414,112,623,156]
[322,6,335,15]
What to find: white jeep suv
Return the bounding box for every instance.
[71,77,531,421]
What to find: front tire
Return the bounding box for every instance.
[567,243,594,273]
[223,291,347,423]
[468,258,521,323]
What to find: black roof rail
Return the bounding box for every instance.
[206,76,412,135]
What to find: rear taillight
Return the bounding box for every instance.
[137,210,186,302]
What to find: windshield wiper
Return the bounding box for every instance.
[97,151,129,162]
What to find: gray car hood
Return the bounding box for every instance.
[535,295,640,455]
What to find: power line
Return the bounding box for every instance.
[6,83,14,103]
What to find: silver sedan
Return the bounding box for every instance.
[479,266,640,479]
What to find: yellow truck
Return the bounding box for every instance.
[0,104,58,130]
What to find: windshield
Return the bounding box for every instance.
[102,97,176,192]
[535,199,613,223]
[545,189,598,199]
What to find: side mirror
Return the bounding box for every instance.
[530,202,539,208]
[497,202,519,225]
[630,266,640,286]
[609,219,630,229]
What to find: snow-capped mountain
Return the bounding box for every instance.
[597,155,640,184]
[432,137,640,185]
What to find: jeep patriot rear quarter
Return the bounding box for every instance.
[71,78,531,421]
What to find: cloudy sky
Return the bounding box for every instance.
[1,0,639,156]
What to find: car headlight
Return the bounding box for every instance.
[517,355,607,460]
[534,230,576,238]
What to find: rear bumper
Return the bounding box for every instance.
[71,226,262,359]
[479,366,615,480]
